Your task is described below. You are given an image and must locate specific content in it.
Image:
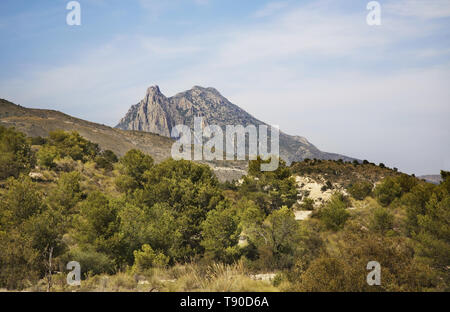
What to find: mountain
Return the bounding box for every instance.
[116,85,356,163]
[0,98,173,162]
[0,98,247,181]
[418,175,443,185]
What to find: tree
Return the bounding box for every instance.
[115,149,154,192]
[396,174,418,194]
[0,126,34,179]
[46,130,100,162]
[300,198,315,210]
[0,230,40,289]
[403,183,436,235]
[74,192,123,264]
[131,159,223,259]
[370,207,394,234]
[133,244,169,271]
[0,176,43,225]
[348,181,373,200]
[297,230,438,291]
[247,206,302,269]
[414,194,450,274]
[242,158,297,214]
[37,145,58,169]
[47,171,82,212]
[22,206,67,276]
[318,193,350,231]
[0,176,66,289]
[95,150,118,171]
[201,201,241,263]
[374,177,402,206]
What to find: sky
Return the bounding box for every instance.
[0,0,449,175]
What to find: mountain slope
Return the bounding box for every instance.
[0,99,173,162]
[116,86,356,163]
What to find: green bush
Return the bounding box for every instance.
[31,136,47,145]
[318,194,350,231]
[95,150,118,171]
[0,126,34,179]
[37,145,58,168]
[370,207,394,234]
[348,181,373,200]
[201,201,241,263]
[374,177,402,206]
[47,171,82,212]
[65,247,115,277]
[300,198,315,210]
[133,244,169,271]
[46,130,100,162]
[115,149,153,192]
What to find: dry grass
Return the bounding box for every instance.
[38,262,279,292]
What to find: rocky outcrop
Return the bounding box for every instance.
[116,85,356,163]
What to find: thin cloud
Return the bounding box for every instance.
[254,1,290,18]
[386,0,450,19]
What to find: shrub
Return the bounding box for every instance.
[374,177,402,206]
[133,244,169,271]
[31,136,47,145]
[37,145,58,169]
[370,207,394,234]
[95,150,118,171]
[102,150,118,163]
[46,130,100,162]
[415,194,450,274]
[348,181,373,200]
[95,156,113,171]
[251,206,303,269]
[54,156,77,172]
[300,198,315,210]
[0,126,34,179]
[201,202,241,263]
[318,194,350,231]
[0,176,43,223]
[47,171,82,212]
[115,149,153,191]
[65,247,115,277]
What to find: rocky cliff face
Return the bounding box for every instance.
[116,85,355,163]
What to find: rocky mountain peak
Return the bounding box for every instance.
[116,85,356,163]
[146,85,161,96]
[145,85,166,103]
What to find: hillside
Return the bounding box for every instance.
[291,159,400,187]
[0,98,249,181]
[0,125,448,292]
[0,98,173,163]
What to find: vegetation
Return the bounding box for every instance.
[0,127,448,291]
[0,126,35,179]
[348,181,373,200]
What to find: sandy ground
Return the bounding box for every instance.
[295,176,335,205]
[294,210,313,221]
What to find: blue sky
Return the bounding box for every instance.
[0,0,449,175]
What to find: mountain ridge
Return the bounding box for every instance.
[116,85,356,163]
[0,98,174,162]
